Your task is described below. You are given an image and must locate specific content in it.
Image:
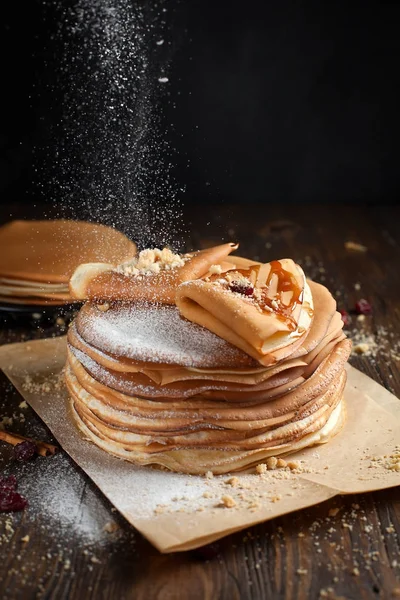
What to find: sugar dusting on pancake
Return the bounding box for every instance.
[77,303,258,368]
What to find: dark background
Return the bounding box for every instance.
[1,0,399,211]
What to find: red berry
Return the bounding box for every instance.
[355,299,372,315]
[229,282,254,296]
[0,475,17,491]
[13,441,37,462]
[0,475,28,512]
[339,310,351,326]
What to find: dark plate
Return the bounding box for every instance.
[0,301,81,324]
[0,301,78,313]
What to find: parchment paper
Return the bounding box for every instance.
[0,336,399,553]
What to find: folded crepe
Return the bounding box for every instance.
[176,259,314,366]
[69,243,239,304]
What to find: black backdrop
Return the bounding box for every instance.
[2,0,399,210]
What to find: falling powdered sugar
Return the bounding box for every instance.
[37,0,185,248]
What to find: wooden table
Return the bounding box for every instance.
[1,204,399,600]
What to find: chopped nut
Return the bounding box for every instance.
[270,495,282,503]
[266,457,278,470]
[103,521,120,534]
[389,462,400,472]
[97,302,110,312]
[220,495,236,508]
[352,567,360,576]
[256,463,267,475]
[276,458,287,468]
[208,264,222,275]
[287,461,300,470]
[21,535,30,543]
[328,508,340,517]
[225,477,239,487]
[345,241,367,253]
[205,471,214,479]
[354,343,370,354]
[386,526,395,533]
[116,248,185,276]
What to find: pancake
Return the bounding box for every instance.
[66,259,350,474]
[0,220,137,283]
[65,245,351,474]
[74,302,259,369]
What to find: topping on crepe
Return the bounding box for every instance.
[176,259,314,366]
[116,248,186,277]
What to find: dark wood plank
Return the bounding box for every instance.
[1,204,399,600]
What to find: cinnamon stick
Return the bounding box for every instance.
[0,429,58,457]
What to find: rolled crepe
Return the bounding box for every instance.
[176,259,314,365]
[69,243,239,304]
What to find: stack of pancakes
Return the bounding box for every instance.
[0,220,136,306]
[65,245,351,475]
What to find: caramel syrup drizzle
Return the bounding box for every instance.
[232,261,304,330]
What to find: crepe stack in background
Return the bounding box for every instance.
[0,220,137,306]
[65,245,351,475]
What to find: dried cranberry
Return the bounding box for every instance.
[0,475,28,512]
[0,475,17,491]
[0,489,28,512]
[13,441,37,462]
[229,282,254,296]
[339,310,351,327]
[355,299,372,315]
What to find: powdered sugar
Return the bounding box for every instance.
[78,304,251,368]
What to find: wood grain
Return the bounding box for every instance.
[0,204,399,600]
